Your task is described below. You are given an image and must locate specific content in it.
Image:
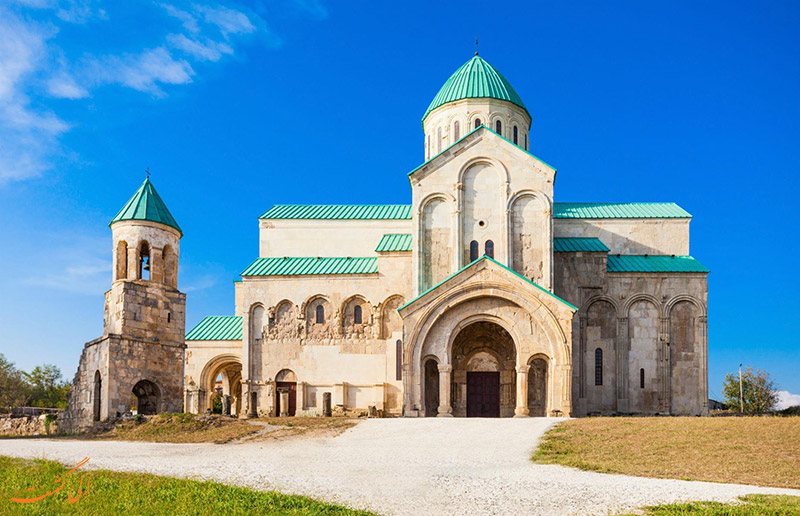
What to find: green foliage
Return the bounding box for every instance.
[626,494,800,515]
[0,355,71,412]
[24,364,71,409]
[779,405,800,416]
[722,366,779,414]
[0,354,29,412]
[44,414,57,434]
[211,390,223,414]
[0,456,374,515]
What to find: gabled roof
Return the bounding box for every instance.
[409,124,555,177]
[375,234,412,252]
[260,204,411,220]
[607,255,709,273]
[554,202,691,219]
[553,238,610,252]
[186,316,242,341]
[110,178,181,234]
[400,256,577,312]
[423,55,529,123]
[241,257,378,276]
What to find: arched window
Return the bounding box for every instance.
[315,305,325,324]
[525,133,528,150]
[513,126,518,145]
[495,120,502,134]
[437,127,442,153]
[138,241,151,281]
[453,121,460,141]
[595,348,603,386]
[396,340,402,381]
[353,305,362,325]
[474,118,481,129]
[115,240,128,280]
[469,240,479,262]
[640,368,645,389]
[484,240,494,258]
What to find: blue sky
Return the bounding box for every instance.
[0,1,798,407]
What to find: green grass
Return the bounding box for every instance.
[622,495,800,515]
[0,456,374,515]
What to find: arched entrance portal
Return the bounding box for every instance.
[132,380,160,415]
[452,322,516,417]
[528,357,548,417]
[275,369,297,417]
[199,355,242,416]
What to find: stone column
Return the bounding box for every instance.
[437,364,453,417]
[278,389,289,417]
[222,395,231,417]
[616,317,629,413]
[514,364,530,417]
[248,391,258,418]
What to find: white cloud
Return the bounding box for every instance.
[167,33,232,62]
[195,4,255,37]
[92,47,194,95]
[22,235,112,295]
[160,3,200,33]
[0,9,68,183]
[46,72,88,98]
[776,390,800,410]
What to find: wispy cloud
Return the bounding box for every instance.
[0,1,285,185]
[90,47,195,95]
[0,9,67,183]
[22,234,111,295]
[776,390,800,410]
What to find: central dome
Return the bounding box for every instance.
[422,55,529,122]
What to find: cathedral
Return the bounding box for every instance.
[63,54,709,429]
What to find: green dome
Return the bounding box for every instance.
[422,55,529,122]
[110,178,182,234]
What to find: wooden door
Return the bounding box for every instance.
[276,382,297,416]
[466,372,500,417]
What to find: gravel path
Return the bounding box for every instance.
[2,418,798,515]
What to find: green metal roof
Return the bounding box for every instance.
[553,203,691,219]
[260,204,412,220]
[241,257,378,276]
[376,234,412,252]
[400,256,577,312]
[607,255,709,273]
[186,316,242,341]
[553,238,610,252]
[109,178,182,234]
[423,56,529,122]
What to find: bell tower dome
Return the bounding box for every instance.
[422,55,532,159]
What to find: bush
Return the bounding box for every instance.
[722,366,779,414]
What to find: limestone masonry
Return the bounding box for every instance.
[63,55,709,428]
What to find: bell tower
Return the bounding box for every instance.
[61,178,186,432]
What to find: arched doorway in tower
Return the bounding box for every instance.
[423,358,439,417]
[528,357,548,417]
[275,369,297,417]
[452,321,516,417]
[199,355,242,416]
[132,380,160,415]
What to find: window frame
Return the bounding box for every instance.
[353,305,362,325]
[595,348,603,386]
[469,240,479,262]
[484,240,494,259]
[315,304,325,324]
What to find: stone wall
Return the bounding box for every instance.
[0,415,58,437]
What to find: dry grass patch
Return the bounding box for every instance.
[87,413,261,444]
[254,417,360,439]
[533,417,800,489]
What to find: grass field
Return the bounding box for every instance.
[533,417,800,489]
[89,413,261,443]
[622,495,800,515]
[0,456,373,515]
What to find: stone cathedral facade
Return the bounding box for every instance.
[65,54,710,427]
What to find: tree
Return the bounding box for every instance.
[0,354,28,412]
[24,364,71,409]
[722,366,779,414]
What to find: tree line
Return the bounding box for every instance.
[0,354,71,412]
